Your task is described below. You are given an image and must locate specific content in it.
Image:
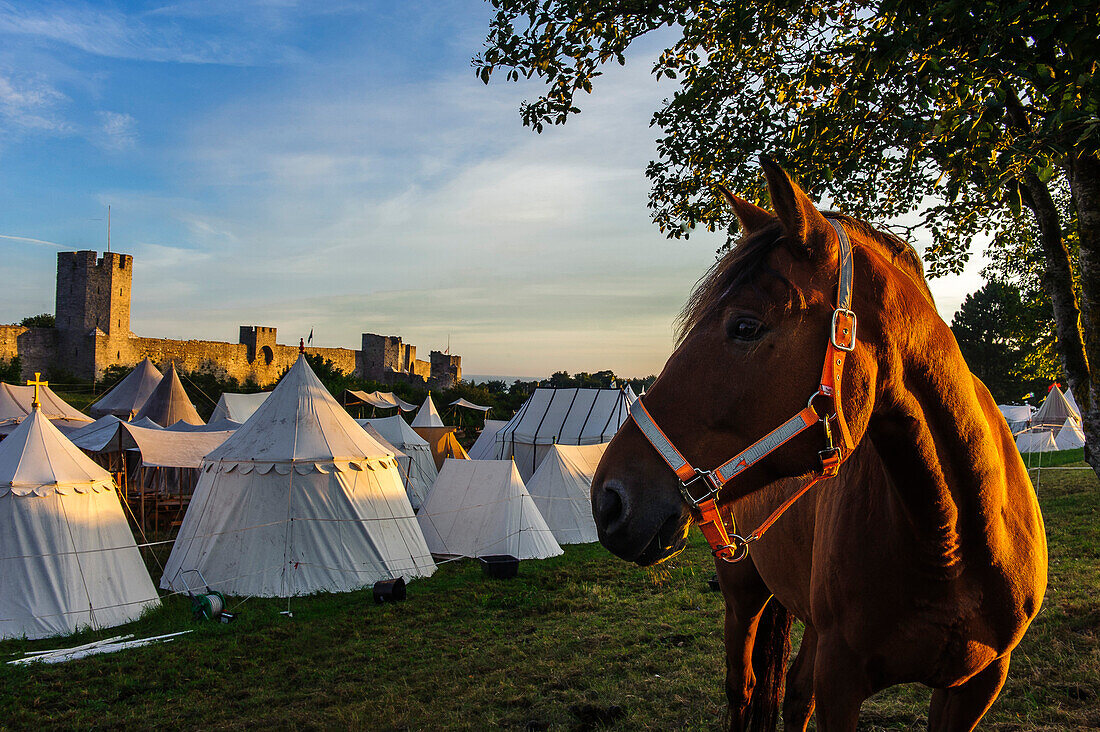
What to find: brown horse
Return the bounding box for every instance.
[592,158,1047,730]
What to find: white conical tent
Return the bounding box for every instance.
[1066,388,1081,418]
[469,419,509,460]
[162,355,435,598]
[360,416,438,510]
[134,364,203,427]
[1055,418,1086,450]
[359,423,419,509]
[411,393,444,428]
[494,388,632,480]
[90,357,163,419]
[1032,385,1080,429]
[0,382,94,435]
[525,443,607,544]
[417,458,562,560]
[1016,429,1059,453]
[210,392,270,423]
[0,409,159,640]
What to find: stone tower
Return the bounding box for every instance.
[55,251,132,336]
[54,251,133,379]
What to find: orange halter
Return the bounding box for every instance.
[628,219,857,562]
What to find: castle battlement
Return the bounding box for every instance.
[1,251,461,389]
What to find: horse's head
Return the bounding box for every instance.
[593,158,899,565]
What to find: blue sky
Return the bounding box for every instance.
[0,1,984,379]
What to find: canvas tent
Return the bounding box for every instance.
[0,408,159,640]
[0,382,93,436]
[417,458,562,560]
[1016,429,1059,453]
[413,426,469,470]
[468,419,508,460]
[360,416,437,510]
[134,364,203,427]
[450,398,490,412]
[162,355,435,598]
[494,388,632,480]
[524,443,607,544]
[210,392,270,423]
[1066,388,1081,418]
[345,390,416,413]
[1032,385,1080,429]
[90,357,163,419]
[997,404,1033,434]
[69,416,233,469]
[411,394,445,428]
[1055,418,1086,450]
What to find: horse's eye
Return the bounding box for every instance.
[728,317,767,342]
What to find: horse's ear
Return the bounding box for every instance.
[759,155,834,259]
[717,185,774,235]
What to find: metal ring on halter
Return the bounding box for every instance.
[715,534,752,563]
[679,468,719,506]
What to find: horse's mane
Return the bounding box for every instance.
[677,213,930,342]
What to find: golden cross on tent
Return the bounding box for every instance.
[27,372,47,409]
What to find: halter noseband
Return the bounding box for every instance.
[628,218,857,563]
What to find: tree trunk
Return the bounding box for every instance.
[1019,174,1090,414]
[1069,154,1100,479]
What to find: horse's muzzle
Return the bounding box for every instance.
[593,478,689,565]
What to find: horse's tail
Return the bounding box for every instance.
[747,595,792,731]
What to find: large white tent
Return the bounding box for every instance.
[524,443,607,544]
[90,357,163,419]
[411,393,445,428]
[1055,418,1086,450]
[468,419,508,460]
[162,356,436,598]
[1032,385,1080,429]
[494,388,632,480]
[0,408,159,640]
[210,392,270,424]
[417,458,562,560]
[360,415,438,510]
[1016,429,1059,453]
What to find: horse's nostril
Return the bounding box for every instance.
[595,480,631,536]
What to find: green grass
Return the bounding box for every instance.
[1,468,1098,729]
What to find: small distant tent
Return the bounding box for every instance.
[622,385,639,407]
[450,398,490,413]
[417,458,562,560]
[1032,385,1080,429]
[90,357,162,419]
[210,392,270,423]
[1016,429,1058,453]
[1066,388,1081,418]
[997,404,1033,434]
[524,443,608,544]
[411,394,445,428]
[1055,418,1086,450]
[0,408,159,640]
[0,382,94,436]
[360,415,437,510]
[162,355,435,598]
[344,390,417,413]
[134,364,203,427]
[413,426,469,470]
[469,419,509,460]
[494,388,632,480]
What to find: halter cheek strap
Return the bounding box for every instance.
[628,218,856,563]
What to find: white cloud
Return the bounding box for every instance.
[95,110,136,150]
[0,70,70,134]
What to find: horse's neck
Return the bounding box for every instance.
[864,336,1009,577]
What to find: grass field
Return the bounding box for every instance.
[1,466,1097,730]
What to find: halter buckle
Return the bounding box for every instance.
[831,309,857,351]
[679,468,720,507]
[715,534,752,563]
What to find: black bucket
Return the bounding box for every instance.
[707,574,721,592]
[479,554,519,579]
[373,576,407,604]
